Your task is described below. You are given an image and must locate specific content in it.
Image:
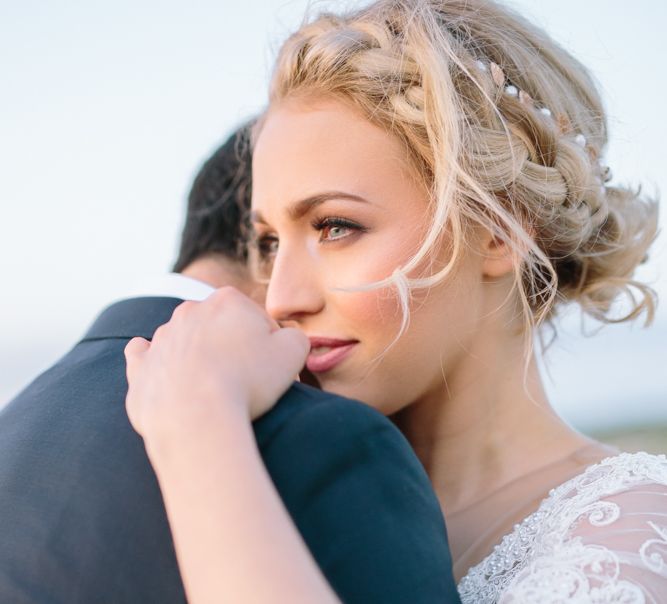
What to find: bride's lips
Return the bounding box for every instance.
[306,337,358,374]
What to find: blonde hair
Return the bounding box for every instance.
[258,0,658,341]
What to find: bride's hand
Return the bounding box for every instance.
[124,286,309,447]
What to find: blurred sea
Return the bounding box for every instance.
[596,425,667,455]
[540,315,667,437]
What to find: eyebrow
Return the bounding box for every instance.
[251,191,370,224]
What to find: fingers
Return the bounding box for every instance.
[271,327,310,376]
[124,337,152,435]
[124,336,150,358]
[207,286,278,333]
[206,288,308,370]
[207,286,244,307]
[124,337,150,380]
[169,300,198,323]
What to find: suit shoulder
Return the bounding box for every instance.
[261,383,418,469]
[259,387,458,604]
[289,382,389,426]
[255,382,398,447]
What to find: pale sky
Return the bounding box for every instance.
[1,0,666,431]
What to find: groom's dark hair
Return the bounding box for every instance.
[172,121,254,272]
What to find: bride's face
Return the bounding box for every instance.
[251,97,486,415]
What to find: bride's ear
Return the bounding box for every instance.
[480,231,516,279]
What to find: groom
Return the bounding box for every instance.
[0,125,459,603]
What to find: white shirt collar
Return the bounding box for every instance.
[122,273,215,302]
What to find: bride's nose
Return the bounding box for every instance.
[265,245,324,324]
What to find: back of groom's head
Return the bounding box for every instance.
[173,122,253,273]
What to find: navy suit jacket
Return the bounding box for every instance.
[0,297,460,603]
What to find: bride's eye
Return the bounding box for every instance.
[313,217,367,243]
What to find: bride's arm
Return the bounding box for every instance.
[145,404,340,604]
[124,288,341,604]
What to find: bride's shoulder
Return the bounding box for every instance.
[459,451,667,604]
[549,450,667,511]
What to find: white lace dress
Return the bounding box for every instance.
[458,452,667,603]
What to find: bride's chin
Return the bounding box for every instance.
[313,374,355,396]
[314,378,392,415]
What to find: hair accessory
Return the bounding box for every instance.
[518,90,534,107]
[477,59,594,159]
[490,62,505,87]
[556,114,573,135]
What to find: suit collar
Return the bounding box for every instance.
[81,297,184,342]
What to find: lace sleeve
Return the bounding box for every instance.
[500,456,667,603]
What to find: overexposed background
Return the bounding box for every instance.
[1,0,666,439]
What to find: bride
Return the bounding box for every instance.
[124,0,666,601]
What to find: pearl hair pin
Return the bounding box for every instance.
[518,90,533,106]
[475,59,589,149]
[472,58,614,194]
[574,134,587,147]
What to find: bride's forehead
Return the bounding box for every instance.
[254,98,399,160]
[251,100,426,217]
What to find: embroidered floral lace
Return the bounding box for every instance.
[458,452,667,603]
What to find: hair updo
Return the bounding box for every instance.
[261,0,658,337]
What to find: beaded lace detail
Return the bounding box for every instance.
[458,452,667,603]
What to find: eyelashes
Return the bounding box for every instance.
[312,216,368,243]
[253,216,368,262]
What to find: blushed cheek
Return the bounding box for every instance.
[327,245,428,341]
[334,287,405,343]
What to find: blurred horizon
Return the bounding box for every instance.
[1,0,666,439]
